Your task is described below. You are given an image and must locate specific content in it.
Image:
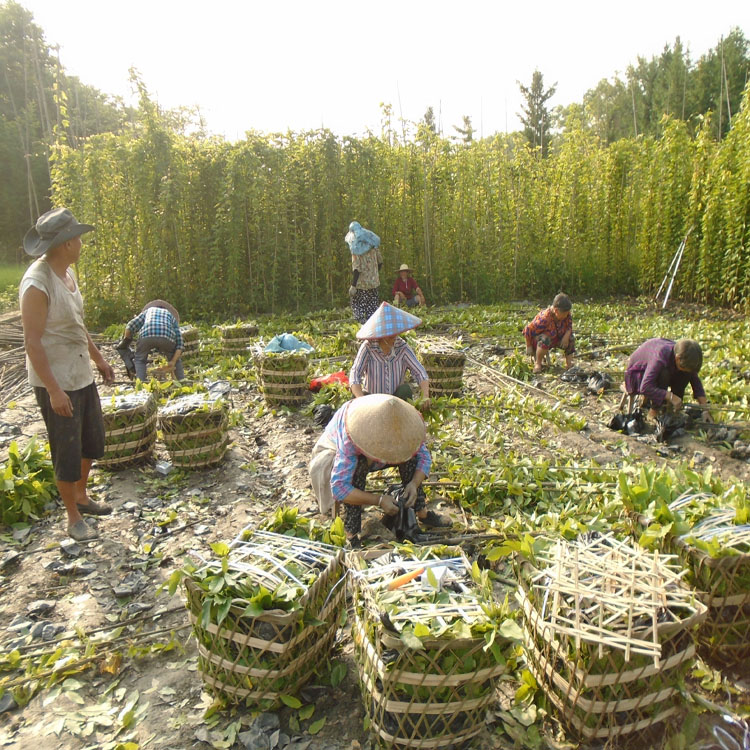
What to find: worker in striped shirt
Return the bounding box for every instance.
[118,300,184,381]
[349,302,430,410]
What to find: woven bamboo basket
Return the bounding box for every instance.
[159,393,229,469]
[257,351,310,407]
[180,324,200,358]
[98,391,157,470]
[350,546,513,749]
[184,530,345,707]
[518,534,707,742]
[419,349,466,397]
[220,323,258,352]
[631,504,750,663]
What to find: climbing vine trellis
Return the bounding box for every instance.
[50,86,750,326]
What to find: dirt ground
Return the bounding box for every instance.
[1,326,749,750]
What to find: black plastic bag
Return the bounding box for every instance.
[655,412,690,443]
[382,484,427,543]
[587,371,612,395]
[312,404,335,429]
[608,409,646,435]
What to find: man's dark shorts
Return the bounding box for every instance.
[34,382,105,482]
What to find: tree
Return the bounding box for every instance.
[518,70,557,156]
[453,115,474,143]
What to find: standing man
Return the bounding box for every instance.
[118,301,184,381]
[20,208,115,542]
[346,221,383,324]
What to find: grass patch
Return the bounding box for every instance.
[0,263,24,313]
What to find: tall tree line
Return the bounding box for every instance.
[50,82,750,326]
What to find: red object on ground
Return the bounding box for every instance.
[309,371,349,392]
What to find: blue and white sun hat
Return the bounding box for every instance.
[356,302,422,340]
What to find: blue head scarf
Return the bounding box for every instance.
[345,221,381,256]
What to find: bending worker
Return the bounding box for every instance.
[118,300,184,381]
[624,338,711,421]
[350,302,430,409]
[309,394,449,546]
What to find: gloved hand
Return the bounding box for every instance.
[348,286,358,298]
[115,337,132,351]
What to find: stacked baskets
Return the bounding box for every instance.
[159,393,229,469]
[98,391,157,470]
[220,323,258,353]
[257,351,310,407]
[633,492,750,663]
[183,529,345,706]
[350,546,516,749]
[419,348,466,397]
[180,325,200,358]
[517,533,706,743]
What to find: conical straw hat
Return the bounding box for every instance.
[345,394,426,465]
[356,302,422,340]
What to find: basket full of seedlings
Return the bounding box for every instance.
[182,521,345,707]
[627,484,750,664]
[349,545,519,749]
[180,324,200,358]
[517,533,706,743]
[98,390,157,470]
[256,351,310,408]
[159,392,229,469]
[418,345,466,397]
[219,323,258,353]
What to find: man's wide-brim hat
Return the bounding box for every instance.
[142,299,180,323]
[345,221,381,256]
[357,302,421,340]
[398,263,412,272]
[346,394,425,465]
[23,207,94,257]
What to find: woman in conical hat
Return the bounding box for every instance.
[349,301,431,409]
[308,394,450,545]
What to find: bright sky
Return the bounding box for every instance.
[20,0,750,141]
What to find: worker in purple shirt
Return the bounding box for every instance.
[624,338,712,421]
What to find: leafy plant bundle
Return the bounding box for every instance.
[243,506,346,547]
[419,347,466,397]
[99,391,157,470]
[350,545,521,747]
[0,438,56,526]
[619,467,750,659]
[306,381,351,412]
[159,393,229,469]
[256,351,310,407]
[517,533,706,741]
[180,531,345,706]
[220,322,259,340]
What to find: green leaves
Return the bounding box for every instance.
[0,438,56,526]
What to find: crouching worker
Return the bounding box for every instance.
[523,293,575,373]
[117,301,184,381]
[392,264,425,308]
[309,394,449,546]
[350,301,430,409]
[624,338,711,421]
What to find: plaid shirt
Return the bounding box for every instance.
[625,338,705,407]
[350,338,428,394]
[126,307,183,350]
[523,306,572,348]
[324,400,431,501]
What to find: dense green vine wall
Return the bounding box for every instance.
[51,87,750,326]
